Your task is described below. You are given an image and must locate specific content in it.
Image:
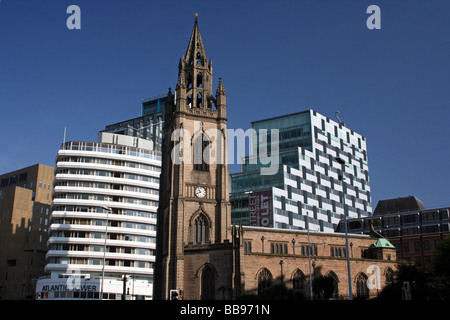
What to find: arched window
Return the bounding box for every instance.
[196,52,203,66]
[194,135,210,172]
[197,92,203,108]
[326,271,339,299]
[201,265,215,300]
[257,268,272,294]
[187,72,193,89]
[356,273,369,299]
[187,94,193,108]
[197,72,203,88]
[193,214,208,244]
[292,269,305,290]
[385,268,394,284]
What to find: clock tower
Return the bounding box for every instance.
[154,17,233,300]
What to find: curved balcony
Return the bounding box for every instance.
[44,263,154,276]
[54,173,159,190]
[53,186,159,202]
[55,161,161,179]
[47,236,156,250]
[50,210,157,225]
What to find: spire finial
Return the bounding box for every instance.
[216,77,226,96]
[194,13,198,23]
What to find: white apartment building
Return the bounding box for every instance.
[36,133,161,300]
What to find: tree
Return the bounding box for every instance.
[376,263,431,300]
[429,235,450,300]
[377,236,450,300]
[236,283,305,300]
[433,235,450,276]
[312,275,336,300]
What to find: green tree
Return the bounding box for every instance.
[236,283,305,300]
[433,235,450,276]
[429,235,450,300]
[312,275,336,300]
[377,236,450,300]
[376,263,431,300]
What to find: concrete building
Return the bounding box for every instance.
[231,109,371,233]
[35,133,161,300]
[0,164,54,299]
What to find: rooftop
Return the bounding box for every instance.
[373,196,426,215]
[372,238,395,249]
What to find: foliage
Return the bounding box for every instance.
[236,284,305,300]
[433,235,450,276]
[312,274,336,300]
[376,235,450,300]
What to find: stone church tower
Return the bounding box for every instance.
[153,17,398,302]
[154,17,236,300]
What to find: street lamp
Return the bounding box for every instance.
[279,260,284,283]
[335,157,353,300]
[100,206,112,300]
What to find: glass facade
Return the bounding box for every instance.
[102,94,166,152]
[230,109,372,232]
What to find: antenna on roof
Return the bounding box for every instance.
[335,111,345,127]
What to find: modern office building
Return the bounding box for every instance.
[336,196,450,270]
[231,110,372,233]
[35,133,161,300]
[0,164,54,299]
[102,94,166,152]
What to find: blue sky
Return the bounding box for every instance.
[0,0,449,210]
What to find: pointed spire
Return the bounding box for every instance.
[185,14,207,66]
[177,68,186,89]
[216,77,226,96]
[216,77,227,119]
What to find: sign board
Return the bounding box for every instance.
[249,190,273,227]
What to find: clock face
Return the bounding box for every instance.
[195,186,206,198]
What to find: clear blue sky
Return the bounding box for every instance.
[0,0,449,210]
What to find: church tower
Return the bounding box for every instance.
[154,17,233,300]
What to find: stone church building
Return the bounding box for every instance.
[153,18,397,300]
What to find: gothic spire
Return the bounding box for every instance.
[185,15,207,67]
[216,77,226,96]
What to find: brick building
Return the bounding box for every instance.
[237,226,396,299]
[0,164,54,299]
